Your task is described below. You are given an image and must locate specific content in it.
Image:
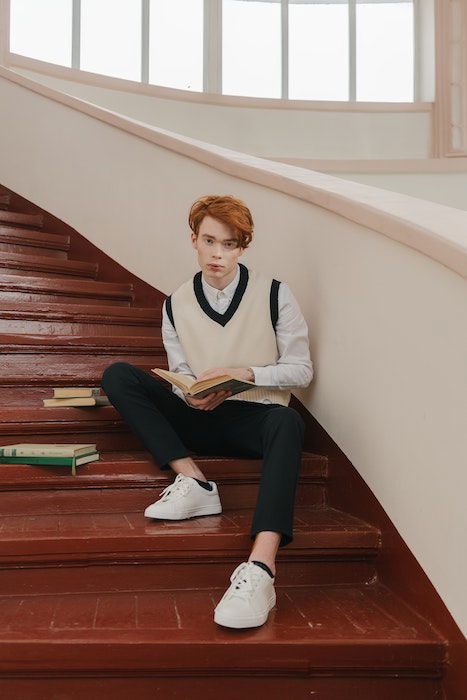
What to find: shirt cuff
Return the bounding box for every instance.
[250,366,271,387]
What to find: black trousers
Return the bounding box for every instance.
[101,362,305,547]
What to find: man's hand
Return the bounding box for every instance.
[196,367,254,382]
[186,391,232,411]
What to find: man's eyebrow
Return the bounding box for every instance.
[201,233,236,242]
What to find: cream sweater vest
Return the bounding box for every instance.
[169,264,290,406]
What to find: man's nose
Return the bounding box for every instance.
[212,244,223,257]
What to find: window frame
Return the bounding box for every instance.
[14,0,418,102]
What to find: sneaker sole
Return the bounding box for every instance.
[144,504,222,520]
[214,595,276,629]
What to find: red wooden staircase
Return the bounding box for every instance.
[0,186,456,699]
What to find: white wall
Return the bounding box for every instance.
[331,171,467,212]
[14,67,432,160]
[0,74,466,639]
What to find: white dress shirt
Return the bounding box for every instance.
[162,264,313,404]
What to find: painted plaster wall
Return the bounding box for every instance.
[14,67,432,161]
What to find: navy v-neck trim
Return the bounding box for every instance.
[193,263,249,327]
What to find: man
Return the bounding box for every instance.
[101,194,313,629]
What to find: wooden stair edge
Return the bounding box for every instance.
[0,251,98,277]
[0,226,70,249]
[0,300,162,321]
[0,273,133,294]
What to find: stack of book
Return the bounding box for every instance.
[42,387,110,407]
[0,444,100,476]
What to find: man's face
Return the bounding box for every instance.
[191,215,244,289]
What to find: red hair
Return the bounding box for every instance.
[188,195,254,249]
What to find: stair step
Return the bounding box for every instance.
[0,501,380,576]
[0,273,134,305]
[0,583,445,692]
[0,300,161,337]
[0,225,69,257]
[0,451,328,513]
[0,334,165,380]
[0,251,97,279]
[0,402,162,450]
[0,364,160,405]
[0,210,43,229]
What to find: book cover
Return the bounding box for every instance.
[0,443,97,458]
[53,387,101,398]
[43,396,110,407]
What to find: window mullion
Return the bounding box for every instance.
[72,0,81,69]
[141,0,150,83]
[204,0,222,94]
[281,0,288,99]
[349,0,356,101]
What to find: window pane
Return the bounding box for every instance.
[223,0,281,98]
[149,0,203,91]
[10,0,72,66]
[357,1,414,102]
[289,1,349,101]
[81,0,141,81]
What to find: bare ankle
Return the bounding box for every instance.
[169,457,207,482]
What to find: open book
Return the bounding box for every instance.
[151,368,256,399]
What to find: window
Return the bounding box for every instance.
[7,0,418,102]
[80,0,142,81]
[289,1,349,100]
[10,0,72,66]
[149,0,203,91]
[356,1,414,102]
[222,0,282,98]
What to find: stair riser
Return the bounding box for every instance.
[0,677,444,700]
[0,430,145,452]
[0,321,159,339]
[0,354,165,379]
[0,242,67,258]
[0,454,326,480]
[0,267,92,280]
[0,560,378,595]
[0,483,326,515]
[0,291,131,306]
[0,213,43,228]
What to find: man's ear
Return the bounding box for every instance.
[191,232,198,249]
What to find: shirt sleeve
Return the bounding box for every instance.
[251,282,314,389]
[162,300,197,404]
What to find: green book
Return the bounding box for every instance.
[0,452,99,476]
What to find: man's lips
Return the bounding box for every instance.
[208,264,223,269]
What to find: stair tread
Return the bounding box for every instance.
[0,300,161,320]
[0,211,43,228]
[0,450,328,485]
[0,273,132,294]
[0,333,163,348]
[0,225,69,249]
[0,585,444,668]
[0,250,97,276]
[0,506,380,552]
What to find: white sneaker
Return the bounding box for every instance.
[144,473,222,520]
[214,561,276,629]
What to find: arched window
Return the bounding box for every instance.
[9,0,416,102]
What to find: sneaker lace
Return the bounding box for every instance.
[228,563,262,600]
[159,473,191,502]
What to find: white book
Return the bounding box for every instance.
[0,443,97,458]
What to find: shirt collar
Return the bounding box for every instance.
[201,264,240,302]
